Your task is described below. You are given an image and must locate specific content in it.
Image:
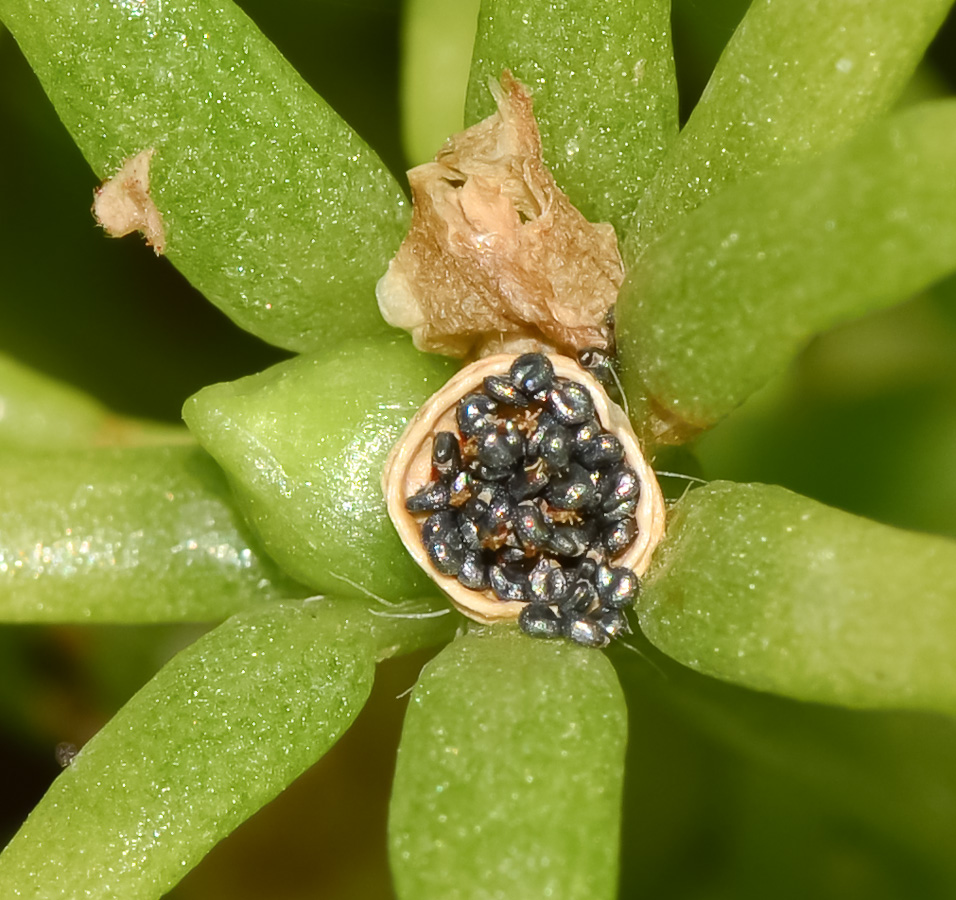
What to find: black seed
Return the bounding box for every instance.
[432,431,461,475]
[497,546,527,565]
[484,488,517,532]
[600,465,641,511]
[564,616,610,648]
[562,580,597,615]
[575,557,598,585]
[596,565,640,608]
[570,418,602,455]
[508,464,549,501]
[546,524,590,558]
[477,421,525,469]
[528,559,555,603]
[458,516,482,550]
[577,347,614,385]
[425,535,464,576]
[489,563,529,602]
[546,566,572,605]
[405,480,451,513]
[469,462,513,482]
[519,603,563,639]
[509,353,554,397]
[602,497,637,522]
[422,510,458,540]
[457,392,498,436]
[546,463,598,510]
[483,375,530,407]
[514,501,550,550]
[576,433,625,469]
[595,608,630,639]
[604,517,636,555]
[457,551,489,590]
[548,379,595,425]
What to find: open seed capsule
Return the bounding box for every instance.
[382,354,666,625]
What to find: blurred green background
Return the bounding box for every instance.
[2,0,956,896]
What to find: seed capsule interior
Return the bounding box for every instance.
[382,353,667,638]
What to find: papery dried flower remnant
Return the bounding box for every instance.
[377,73,624,360]
[93,149,166,255]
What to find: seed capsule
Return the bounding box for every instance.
[509,353,554,397]
[548,379,595,425]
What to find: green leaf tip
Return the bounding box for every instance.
[390,627,626,900]
[0,0,409,351]
[641,481,956,716]
[619,100,956,443]
[0,601,378,898]
[183,335,458,602]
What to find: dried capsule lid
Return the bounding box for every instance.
[382,354,666,624]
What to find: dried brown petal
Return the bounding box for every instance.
[382,354,666,624]
[377,73,624,360]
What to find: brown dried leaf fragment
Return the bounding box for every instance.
[93,149,166,255]
[377,73,624,359]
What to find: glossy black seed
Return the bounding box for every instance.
[449,470,474,505]
[576,433,625,469]
[600,466,641,511]
[422,510,458,540]
[469,462,513,482]
[477,421,525,469]
[458,516,482,550]
[546,566,572,605]
[577,347,615,385]
[457,551,489,589]
[602,497,637,523]
[497,545,527,565]
[528,559,556,603]
[457,392,498,436]
[432,431,461,475]
[548,379,595,425]
[596,565,640,608]
[508,464,549,501]
[405,480,451,513]
[604,517,636,555]
[483,375,530,407]
[489,563,529,602]
[546,524,590,558]
[519,603,563,639]
[570,418,602,454]
[564,616,610,648]
[575,557,598,584]
[514,501,550,550]
[425,535,464,575]
[484,489,517,532]
[509,353,554,397]
[595,608,630,639]
[547,463,598,510]
[562,580,597,615]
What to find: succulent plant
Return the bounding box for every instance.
[2,0,956,897]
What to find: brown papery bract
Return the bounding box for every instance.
[376,73,623,360]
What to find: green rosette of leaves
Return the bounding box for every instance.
[2,0,956,896]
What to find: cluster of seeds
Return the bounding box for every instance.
[404,352,643,648]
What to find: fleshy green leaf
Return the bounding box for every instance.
[466,0,678,233]
[0,0,408,352]
[183,334,457,601]
[401,0,480,164]
[618,100,956,441]
[0,444,304,623]
[0,354,185,450]
[634,0,953,246]
[389,627,626,900]
[0,601,377,898]
[640,481,956,716]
